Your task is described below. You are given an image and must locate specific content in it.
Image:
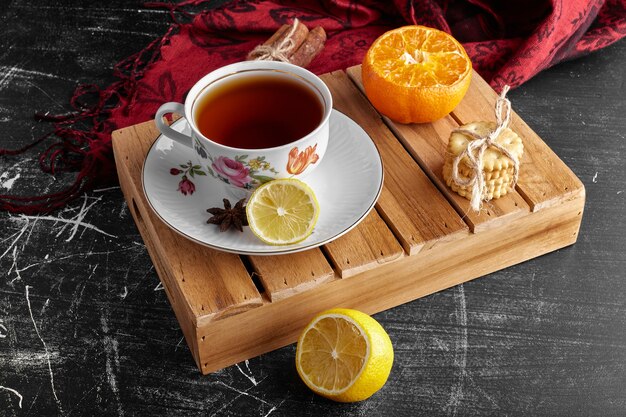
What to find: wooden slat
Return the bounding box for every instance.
[322,209,404,278]
[320,71,469,255]
[112,122,263,326]
[450,71,585,211]
[347,65,531,233]
[248,250,334,302]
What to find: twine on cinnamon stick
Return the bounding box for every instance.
[289,26,326,67]
[246,20,326,68]
[450,85,520,211]
[248,19,303,62]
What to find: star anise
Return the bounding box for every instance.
[206,198,248,232]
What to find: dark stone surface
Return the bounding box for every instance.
[0,1,625,416]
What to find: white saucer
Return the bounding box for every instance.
[142,110,383,255]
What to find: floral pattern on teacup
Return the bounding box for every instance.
[207,154,279,190]
[194,138,208,159]
[211,156,254,188]
[286,144,319,175]
[188,137,320,190]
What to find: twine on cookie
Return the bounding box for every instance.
[451,85,519,211]
[248,19,300,62]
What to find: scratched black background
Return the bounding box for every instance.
[0,1,625,416]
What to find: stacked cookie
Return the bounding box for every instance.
[443,121,524,202]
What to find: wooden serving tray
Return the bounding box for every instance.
[112,65,585,375]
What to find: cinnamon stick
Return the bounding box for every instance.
[246,20,309,61]
[247,24,288,61]
[285,22,309,59]
[289,26,327,68]
[261,24,290,49]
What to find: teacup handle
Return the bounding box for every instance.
[155,102,192,147]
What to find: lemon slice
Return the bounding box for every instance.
[246,178,320,245]
[296,308,394,402]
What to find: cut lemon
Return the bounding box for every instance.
[246,178,319,245]
[296,308,394,402]
[362,25,472,123]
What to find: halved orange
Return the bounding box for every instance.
[362,25,472,124]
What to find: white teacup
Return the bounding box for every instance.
[155,61,332,192]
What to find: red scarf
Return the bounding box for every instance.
[1,0,624,214]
